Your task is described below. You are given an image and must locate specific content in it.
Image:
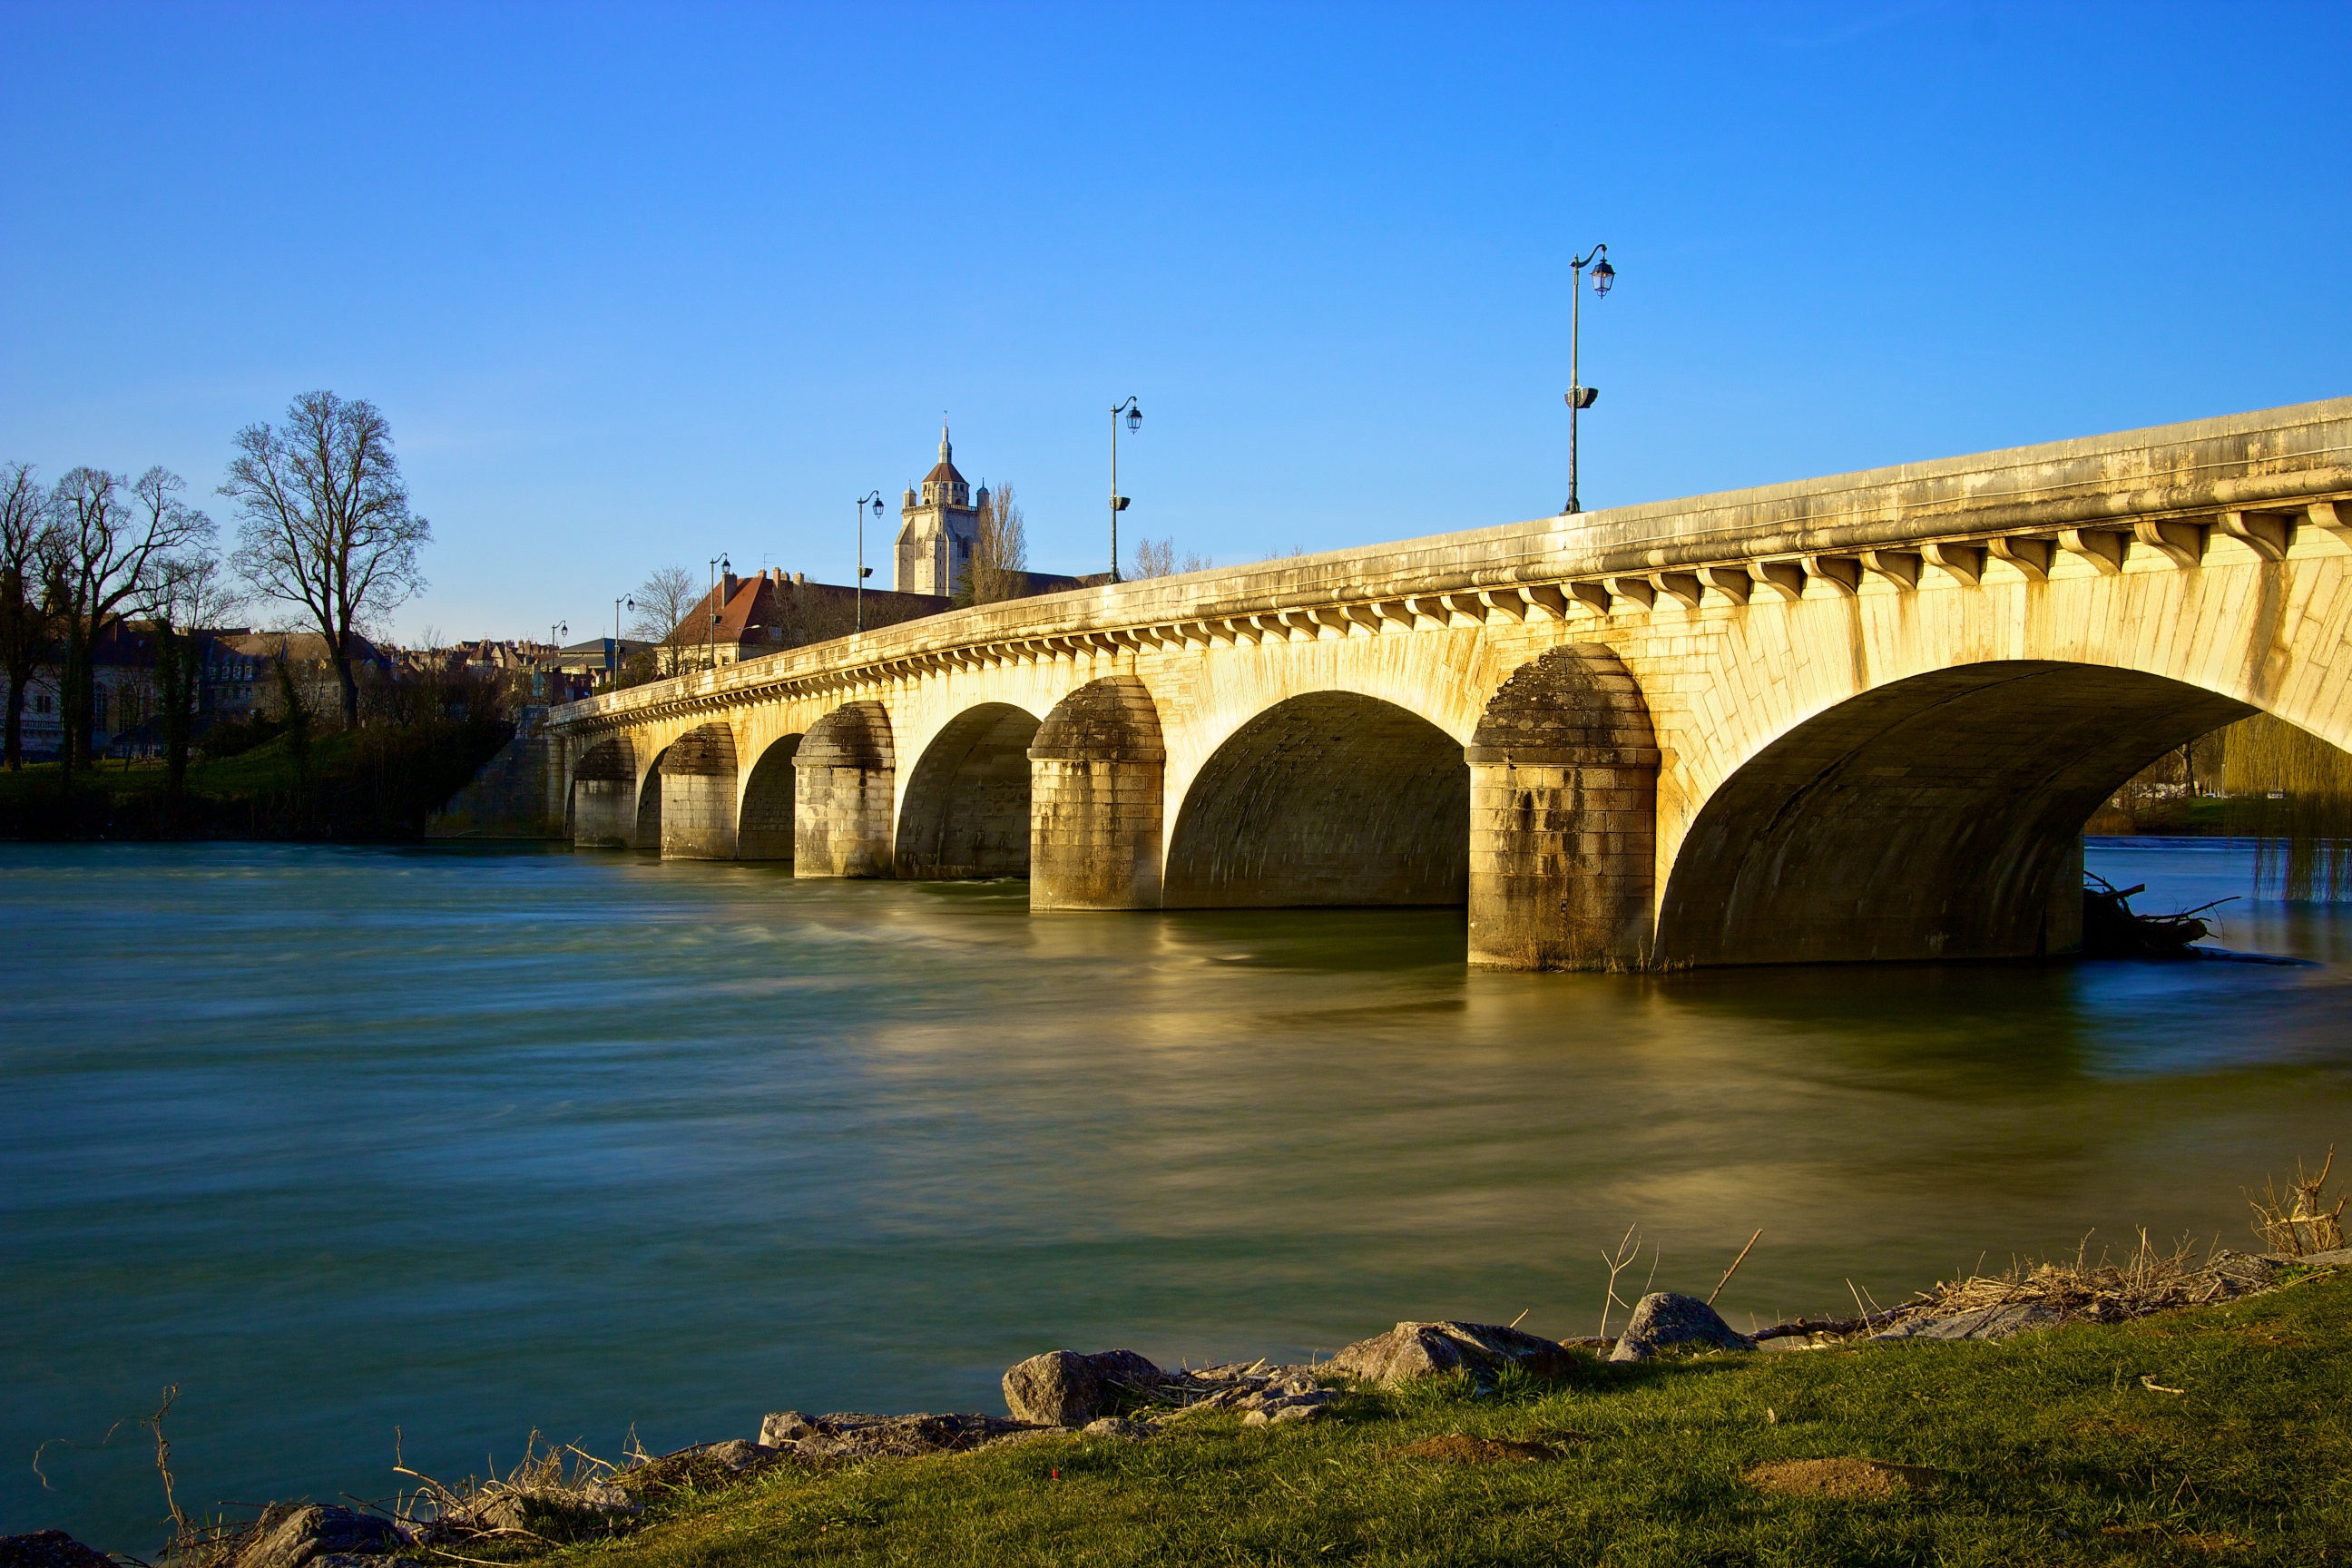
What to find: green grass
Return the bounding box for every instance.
[468,1271,2352,1566]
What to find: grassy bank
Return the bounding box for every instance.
[425,1270,2352,1567]
[0,720,510,839]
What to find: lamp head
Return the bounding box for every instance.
[720,554,732,574]
[1591,257,1615,297]
[872,495,885,516]
[1125,404,1143,433]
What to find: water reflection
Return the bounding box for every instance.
[0,840,2345,1551]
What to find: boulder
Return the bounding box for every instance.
[756,1411,1046,1460]
[1608,1294,1756,1362]
[238,1506,402,1568]
[758,1410,818,1446]
[1080,1417,1154,1441]
[1001,1348,1166,1426]
[1869,1303,2065,1343]
[0,1532,113,1568]
[1328,1321,1581,1387]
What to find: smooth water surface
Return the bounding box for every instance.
[3,839,2347,1549]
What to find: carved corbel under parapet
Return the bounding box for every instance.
[1605,576,1656,611]
[2218,510,2295,562]
[1440,592,1491,624]
[1803,555,1861,596]
[1567,581,1613,615]
[1651,572,1703,609]
[2060,527,2130,574]
[1987,535,2053,583]
[2134,518,2207,568]
[2309,501,2352,548]
[1752,560,1807,602]
[1476,589,1527,622]
[1699,565,1752,605]
[1923,542,1985,586]
[1520,583,1570,621]
[1860,550,1922,590]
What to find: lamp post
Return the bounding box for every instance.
[612,596,633,690]
[1108,396,1142,582]
[1564,243,1615,515]
[854,491,884,632]
[706,554,730,673]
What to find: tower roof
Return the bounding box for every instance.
[923,419,965,489]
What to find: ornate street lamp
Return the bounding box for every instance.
[612,595,634,690]
[854,491,884,632]
[1109,396,1142,582]
[1565,243,1614,515]
[707,554,730,672]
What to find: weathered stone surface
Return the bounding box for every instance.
[1002,1349,1165,1426]
[1328,1321,1581,1387]
[758,1410,818,1446]
[547,400,2352,970]
[238,1506,402,1568]
[757,1411,1045,1460]
[460,1485,637,1535]
[0,1532,113,1568]
[1869,1303,2067,1343]
[1081,1417,1155,1441]
[1608,1294,1757,1362]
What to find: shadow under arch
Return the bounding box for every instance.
[633,745,669,852]
[1655,660,2255,966]
[1164,691,1468,907]
[896,703,1041,879]
[739,734,801,861]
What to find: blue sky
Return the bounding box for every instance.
[3,1,2346,642]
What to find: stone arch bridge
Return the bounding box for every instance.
[545,399,2352,968]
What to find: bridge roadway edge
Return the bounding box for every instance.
[540,397,2352,968]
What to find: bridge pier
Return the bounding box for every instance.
[570,737,636,848]
[1465,647,1659,970]
[1029,677,1165,910]
[660,722,740,859]
[795,701,896,877]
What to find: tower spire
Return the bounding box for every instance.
[940,414,951,465]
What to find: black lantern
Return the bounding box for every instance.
[1591,257,1615,297]
[1125,404,1143,433]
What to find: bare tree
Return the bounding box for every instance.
[221,391,431,729]
[628,564,701,663]
[46,466,212,777]
[0,463,54,770]
[965,483,1029,606]
[1130,536,1211,579]
[141,550,244,805]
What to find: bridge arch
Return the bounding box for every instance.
[795,701,896,877]
[661,721,740,859]
[633,745,667,850]
[897,702,1041,879]
[1030,676,1166,910]
[1467,645,1660,969]
[738,734,800,861]
[571,735,637,848]
[1655,661,2255,965]
[1164,691,1469,907]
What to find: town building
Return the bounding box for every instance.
[891,424,1094,599]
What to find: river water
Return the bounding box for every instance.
[3,840,2348,1550]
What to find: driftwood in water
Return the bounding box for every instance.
[2082,873,2232,958]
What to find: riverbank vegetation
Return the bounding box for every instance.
[339,1269,2352,1566]
[0,710,510,838]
